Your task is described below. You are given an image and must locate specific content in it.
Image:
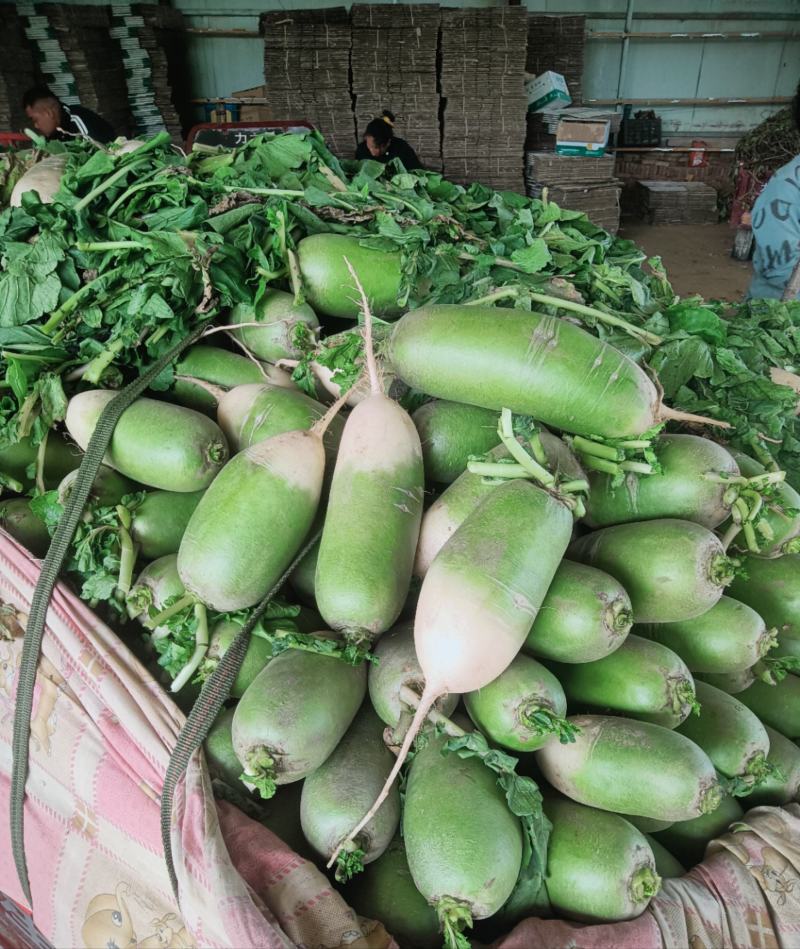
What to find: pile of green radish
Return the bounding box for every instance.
[5,241,800,949]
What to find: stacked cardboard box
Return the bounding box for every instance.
[440,6,527,191]
[615,149,735,193]
[351,4,441,171]
[18,2,79,108]
[525,15,585,152]
[630,180,718,225]
[134,4,190,141]
[0,6,41,132]
[525,151,621,233]
[38,4,132,137]
[260,8,354,158]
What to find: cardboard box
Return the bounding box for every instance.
[231,85,272,122]
[525,71,571,113]
[555,118,610,157]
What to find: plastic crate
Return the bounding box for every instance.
[620,117,661,147]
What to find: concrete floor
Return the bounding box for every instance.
[618,223,752,302]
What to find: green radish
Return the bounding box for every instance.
[228,289,319,362]
[290,536,319,606]
[736,673,800,739]
[637,596,776,675]
[697,667,757,694]
[676,680,772,795]
[65,390,229,492]
[0,432,81,492]
[171,344,267,414]
[232,645,366,798]
[314,263,424,644]
[300,707,401,878]
[403,727,523,943]
[653,792,744,867]
[368,621,459,729]
[414,431,581,578]
[216,382,344,457]
[387,304,719,440]
[747,724,800,806]
[411,399,500,484]
[627,816,674,834]
[569,519,735,623]
[58,464,137,507]
[728,554,800,662]
[464,652,574,752]
[543,797,660,922]
[727,451,800,557]
[0,499,50,557]
[129,489,204,560]
[583,434,739,530]
[346,834,440,949]
[536,714,722,821]
[178,399,342,612]
[329,477,572,872]
[297,234,403,320]
[646,836,686,879]
[549,634,699,729]
[204,707,243,787]
[524,560,632,663]
[126,554,184,639]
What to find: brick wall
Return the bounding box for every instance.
[614,149,736,195]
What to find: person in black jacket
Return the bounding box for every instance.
[355,110,422,171]
[23,86,116,144]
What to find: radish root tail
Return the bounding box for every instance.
[344,255,381,396]
[659,405,731,430]
[326,686,439,870]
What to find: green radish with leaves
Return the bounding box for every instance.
[388,304,724,440]
[569,519,735,623]
[170,344,267,414]
[0,499,50,557]
[736,673,800,739]
[65,390,229,492]
[129,489,204,560]
[232,644,367,799]
[58,465,138,507]
[646,836,686,879]
[549,635,699,729]
[747,725,800,806]
[725,451,800,557]
[126,554,184,641]
[414,428,583,578]
[368,621,459,730]
[653,792,744,867]
[411,399,500,484]
[464,652,575,752]
[297,234,403,320]
[300,707,401,880]
[583,434,739,529]
[402,727,524,947]
[346,835,440,949]
[204,707,243,788]
[315,261,424,645]
[676,681,773,796]
[228,288,319,362]
[328,476,572,873]
[536,714,722,821]
[0,432,80,493]
[728,554,800,662]
[524,560,632,663]
[637,596,777,675]
[543,797,660,922]
[216,382,344,457]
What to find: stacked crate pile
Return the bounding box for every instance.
[525,15,585,152]
[630,180,719,225]
[351,4,441,171]
[38,4,132,137]
[260,8,354,158]
[0,6,41,132]
[525,152,621,233]
[439,6,528,192]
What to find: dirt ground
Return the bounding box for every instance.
[618,222,752,302]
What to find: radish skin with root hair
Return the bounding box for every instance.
[327,475,573,873]
[314,259,424,646]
